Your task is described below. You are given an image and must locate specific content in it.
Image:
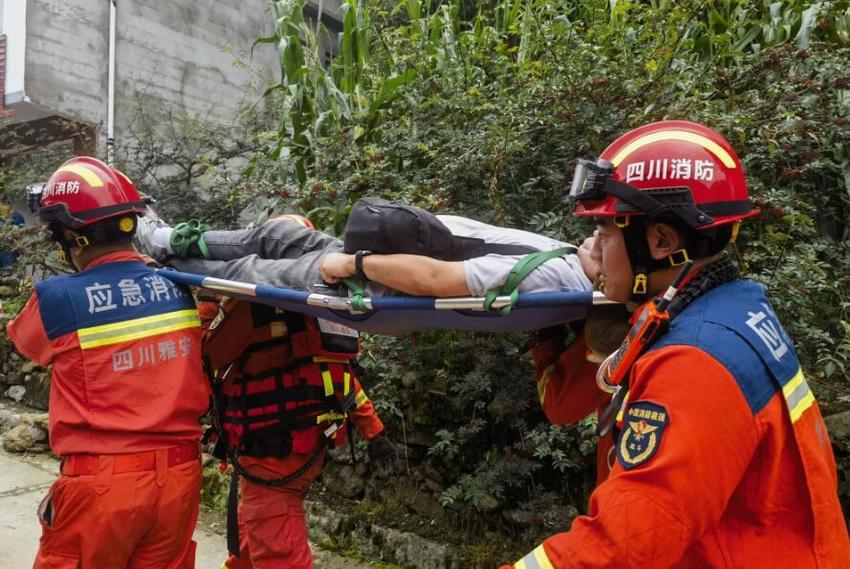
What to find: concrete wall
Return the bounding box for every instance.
[22,0,279,155]
[2,0,29,102]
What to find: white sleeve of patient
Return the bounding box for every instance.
[462,253,592,297]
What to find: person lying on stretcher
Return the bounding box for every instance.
[134,197,599,298]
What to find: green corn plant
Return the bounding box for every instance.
[252,0,414,184]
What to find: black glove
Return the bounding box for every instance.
[367,432,399,463]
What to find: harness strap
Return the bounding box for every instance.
[225,406,333,428]
[483,247,576,315]
[226,470,240,556]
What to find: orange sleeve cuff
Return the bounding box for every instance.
[7,291,54,367]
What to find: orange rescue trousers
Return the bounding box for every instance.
[224,453,326,569]
[34,443,201,568]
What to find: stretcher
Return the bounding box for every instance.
[160,269,613,335]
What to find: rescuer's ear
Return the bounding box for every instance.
[645,222,683,261]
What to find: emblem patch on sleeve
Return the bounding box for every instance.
[617,401,669,470]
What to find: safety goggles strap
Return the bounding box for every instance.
[603,180,669,218]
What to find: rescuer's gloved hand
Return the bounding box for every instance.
[523,324,568,353]
[367,432,399,463]
[584,304,631,363]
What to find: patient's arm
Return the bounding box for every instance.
[320,252,471,297]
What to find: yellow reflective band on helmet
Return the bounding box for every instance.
[114,170,134,185]
[78,309,200,349]
[514,544,554,569]
[316,411,346,424]
[611,130,737,169]
[344,371,351,395]
[355,389,369,407]
[55,164,104,188]
[783,368,815,423]
[322,369,334,397]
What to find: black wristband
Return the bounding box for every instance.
[355,250,372,282]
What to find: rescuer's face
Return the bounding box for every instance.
[592,218,633,303]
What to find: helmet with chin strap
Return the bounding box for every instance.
[570,120,759,300]
[36,157,147,255]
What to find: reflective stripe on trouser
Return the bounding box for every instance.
[515,544,555,569]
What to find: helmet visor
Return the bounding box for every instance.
[570,159,614,201]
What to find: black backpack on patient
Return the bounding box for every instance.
[342,197,538,261]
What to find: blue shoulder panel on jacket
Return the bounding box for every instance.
[35,261,196,340]
[651,280,798,416]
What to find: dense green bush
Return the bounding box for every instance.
[235,1,850,563]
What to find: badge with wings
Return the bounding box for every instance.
[617,401,669,470]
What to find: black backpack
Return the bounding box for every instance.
[342,198,538,261]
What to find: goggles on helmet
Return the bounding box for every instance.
[569,159,614,201]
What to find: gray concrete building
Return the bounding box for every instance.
[1,0,343,163]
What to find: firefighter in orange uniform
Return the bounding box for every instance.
[8,157,210,567]
[505,121,850,568]
[201,216,392,569]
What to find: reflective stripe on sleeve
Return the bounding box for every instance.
[77,309,200,349]
[355,389,369,407]
[514,544,554,569]
[537,365,554,405]
[615,390,630,423]
[783,368,815,423]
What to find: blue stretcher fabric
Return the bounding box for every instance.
[159,269,594,335]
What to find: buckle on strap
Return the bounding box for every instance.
[632,273,648,295]
[668,249,690,267]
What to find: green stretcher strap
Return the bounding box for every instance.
[483,246,577,315]
[342,278,369,312]
[171,219,211,258]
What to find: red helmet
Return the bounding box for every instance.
[571,120,758,230]
[39,157,147,229]
[272,214,316,230]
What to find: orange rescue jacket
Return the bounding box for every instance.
[509,280,850,568]
[7,251,209,455]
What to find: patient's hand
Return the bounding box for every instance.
[577,235,600,283]
[320,252,355,283]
